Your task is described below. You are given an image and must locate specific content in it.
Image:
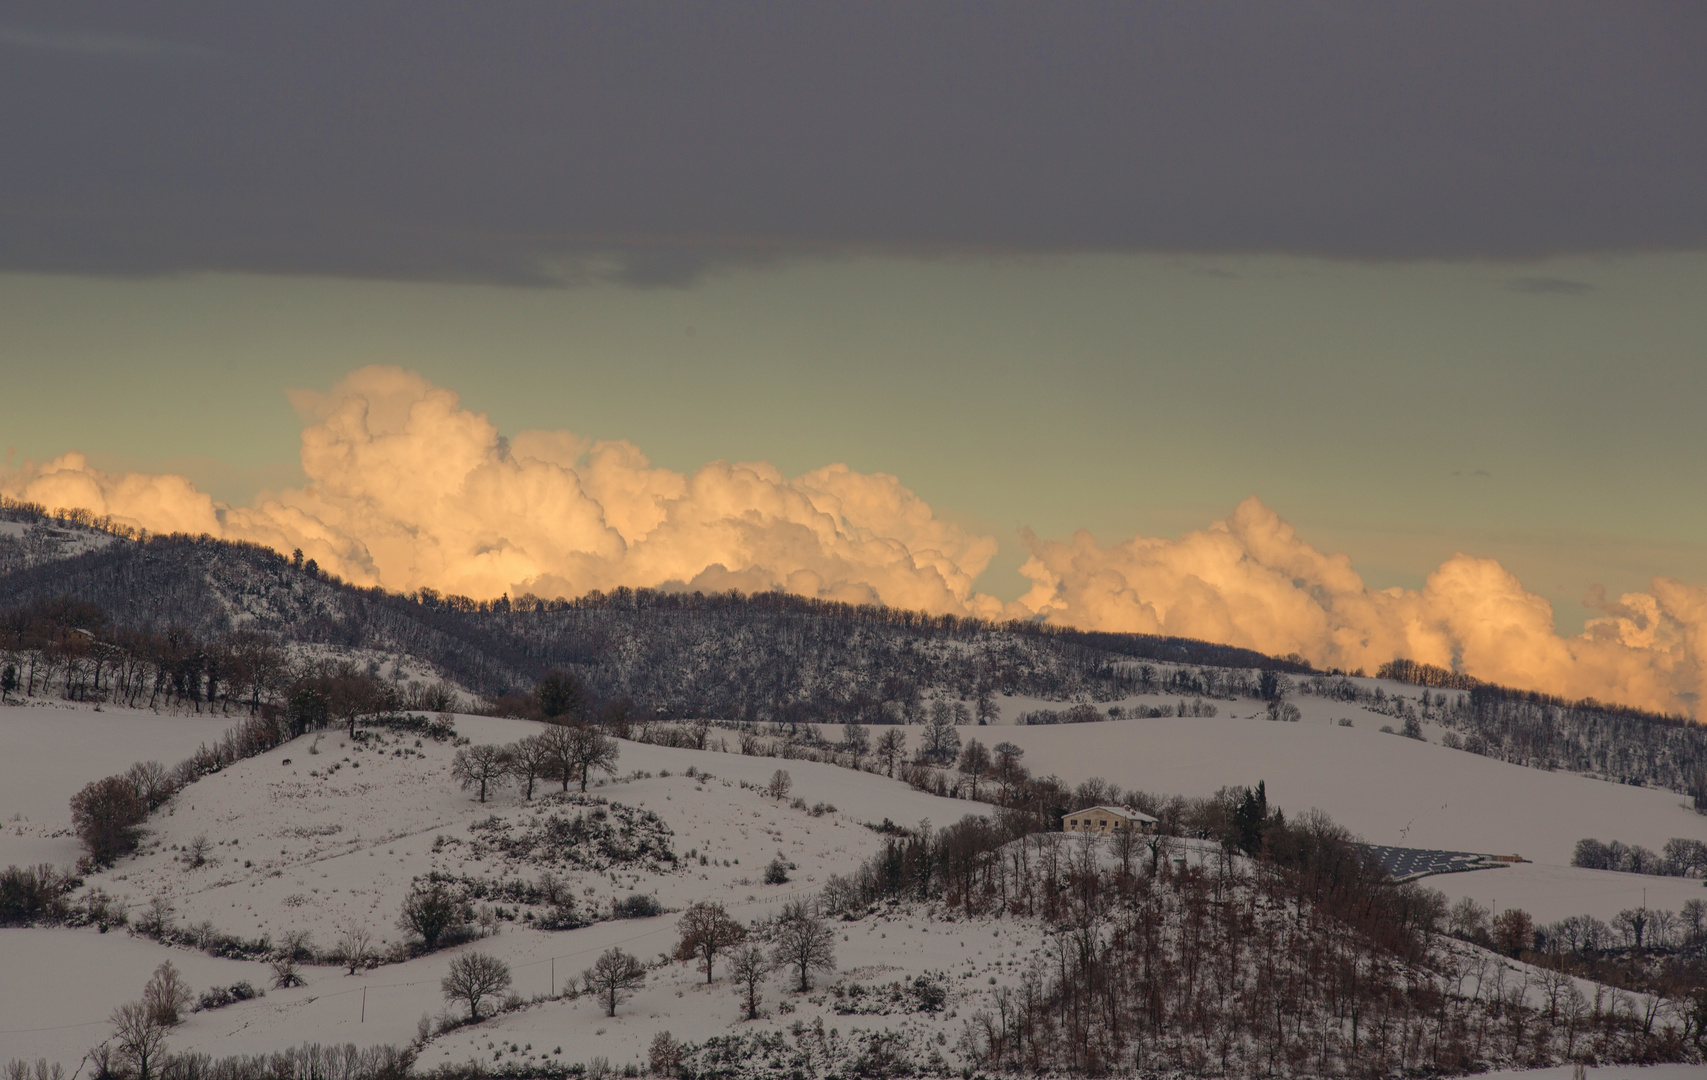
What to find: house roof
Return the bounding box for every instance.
[1073,804,1157,823]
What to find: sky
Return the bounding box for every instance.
[4,4,1707,712]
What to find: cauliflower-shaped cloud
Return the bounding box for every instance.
[9,367,1707,715]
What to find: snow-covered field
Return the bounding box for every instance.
[1,703,235,867]
[837,695,1707,864]
[823,690,1707,925]
[0,709,993,1065]
[4,696,1703,1072]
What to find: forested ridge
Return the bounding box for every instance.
[5,503,1707,799]
[0,504,1293,713]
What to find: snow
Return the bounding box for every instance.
[4,701,1704,1072]
[0,929,271,1066]
[2,708,998,1065]
[0,703,237,867]
[1427,860,1706,924]
[823,705,1707,864]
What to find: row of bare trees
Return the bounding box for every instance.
[449,722,620,803]
[0,596,462,725]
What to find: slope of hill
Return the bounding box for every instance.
[0,509,1296,707]
[5,513,1704,803]
[12,705,1688,1076]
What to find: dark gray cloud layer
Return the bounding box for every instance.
[2,2,1703,285]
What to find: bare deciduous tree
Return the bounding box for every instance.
[875,729,906,777]
[337,923,374,974]
[767,769,792,801]
[183,835,211,868]
[537,722,578,791]
[125,761,174,811]
[840,721,869,757]
[956,739,991,800]
[108,1002,168,1080]
[771,899,835,992]
[674,901,747,983]
[270,956,305,989]
[70,775,147,863]
[141,961,191,1026]
[729,944,770,1021]
[567,722,620,792]
[441,952,512,1021]
[451,743,513,803]
[507,734,553,799]
[583,947,646,1016]
[399,883,463,949]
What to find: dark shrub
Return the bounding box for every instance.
[612,893,662,919]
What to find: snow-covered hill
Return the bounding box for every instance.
[4,697,1704,1073]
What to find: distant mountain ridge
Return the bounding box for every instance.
[0,504,1299,710]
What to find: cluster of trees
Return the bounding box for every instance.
[85,961,197,1080]
[1572,837,1707,878]
[821,795,1697,1072]
[1534,900,1707,956]
[12,508,1704,808]
[0,594,459,725]
[670,898,836,1021]
[0,512,1303,728]
[73,1037,413,1080]
[1016,698,1220,724]
[0,863,73,925]
[68,760,180,863]
[449,722,619,802]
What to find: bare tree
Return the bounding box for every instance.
[337,923,374,974]
[451,743,513,803]
[507,734,553,799]
[840,721,869,757]
[729,944,770,1020]
[139,962,192,1027]
[183,835,212,868]
[957,739,991,800]
[991,741,1026,796]
[399,882,464,949]
[441,952,512,1021]
[567,722,620,791]
[767,769,793,801]
[70,775,147,863]
[921,708,960,764]
[771,899,835,992]
[108,1002,168,1080]
[270,956,305,989]
[875,729,906,777]
[674,901,747,983]
[537,722,578,792]
[583,947,647,1016]
[125,761,174,811]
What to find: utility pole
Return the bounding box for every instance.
[361,986,366,1022]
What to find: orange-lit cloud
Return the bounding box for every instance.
[6,366,1705,715]
[1018,498,1704,715]
[5,367,1002,618]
